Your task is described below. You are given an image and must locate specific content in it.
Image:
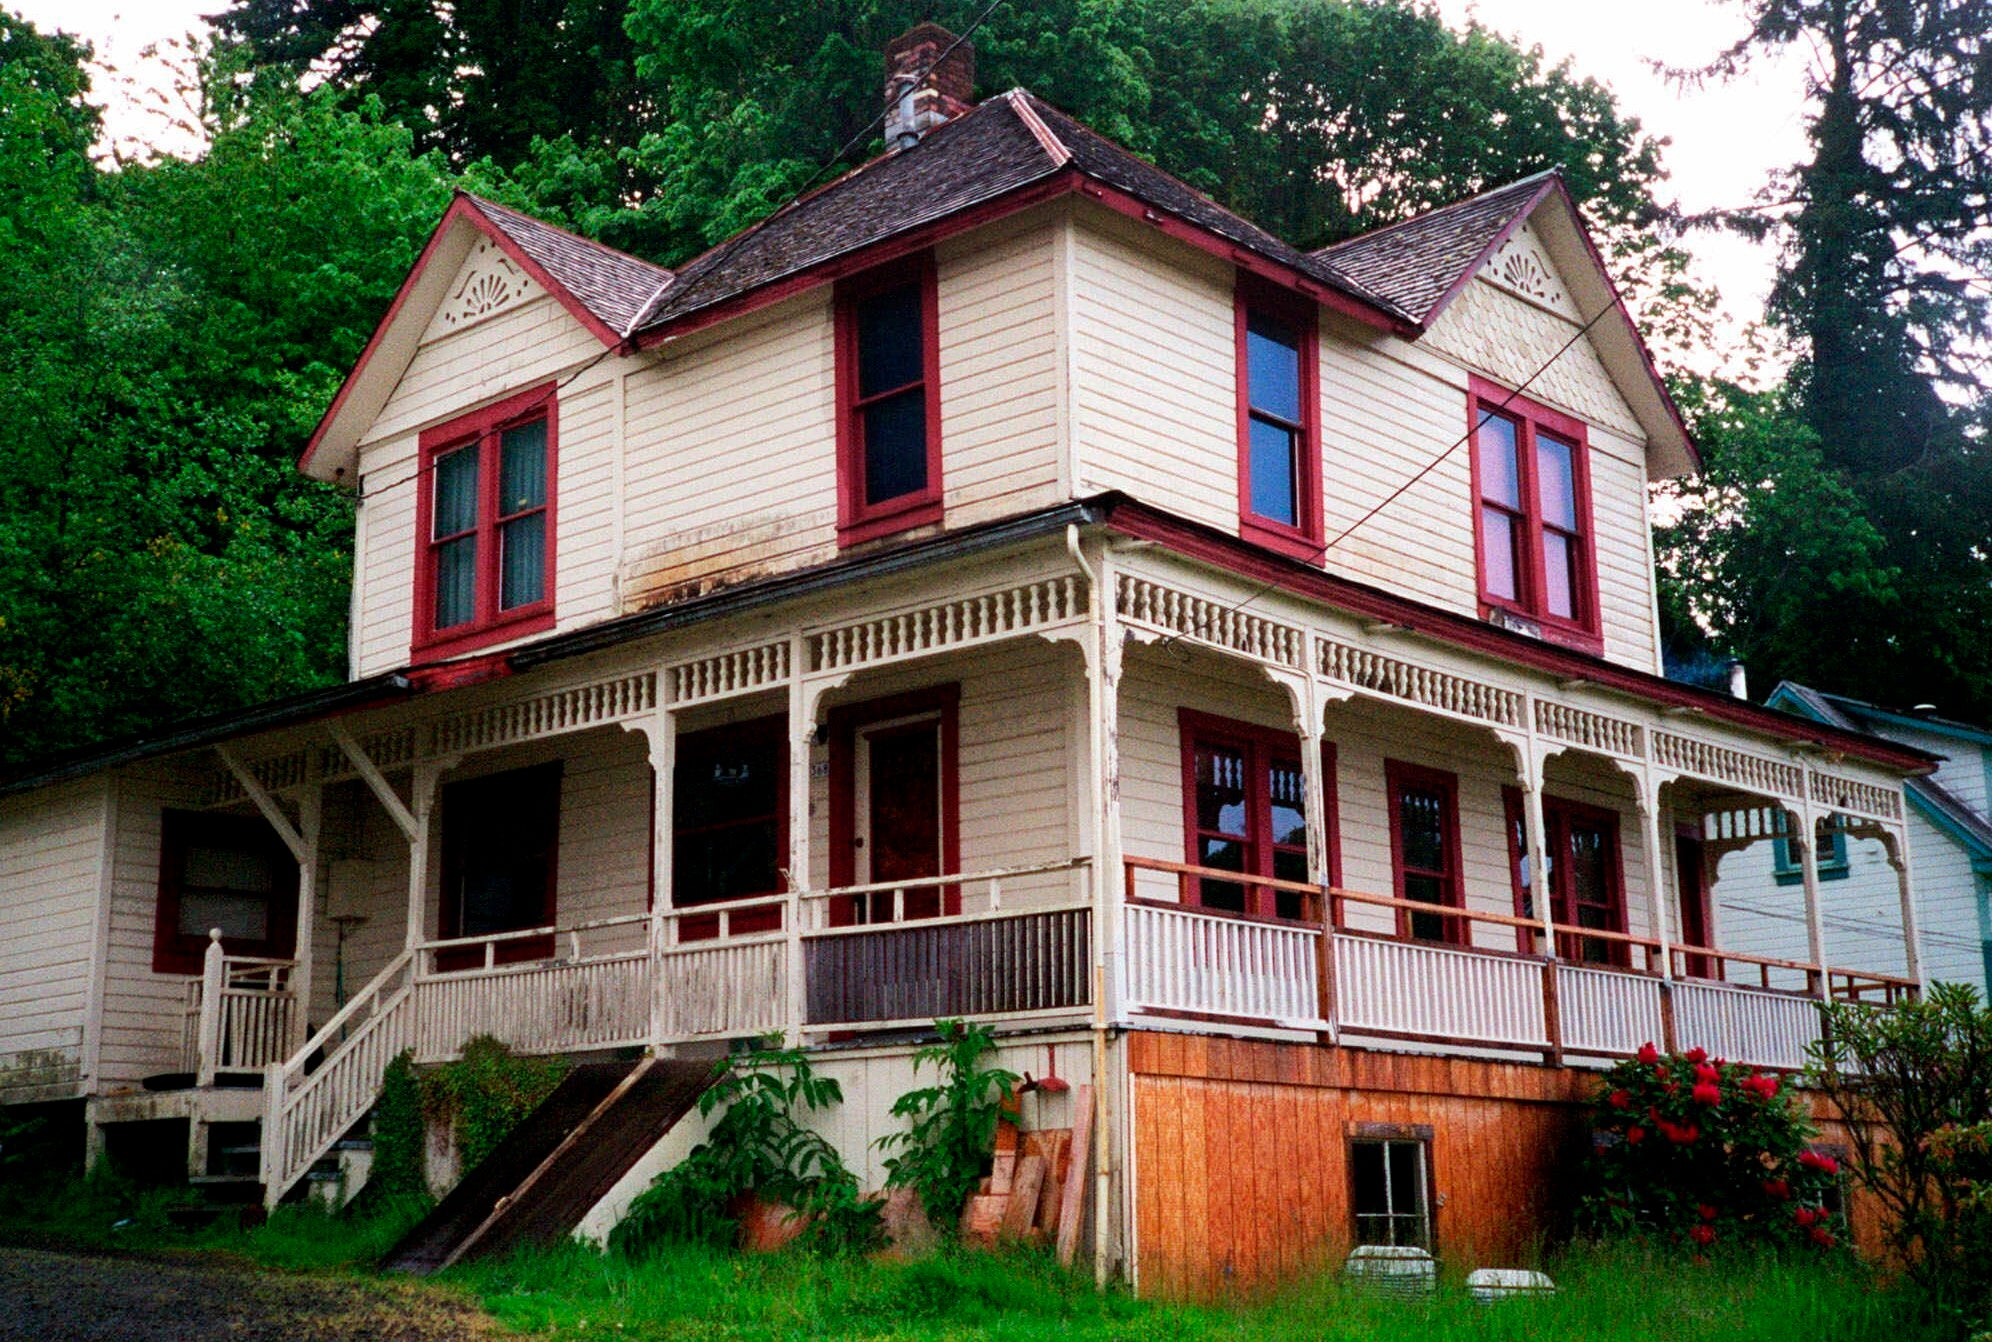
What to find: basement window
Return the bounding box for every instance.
[1351,1137,1432,1249]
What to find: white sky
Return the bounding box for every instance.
[10,0,1807,345]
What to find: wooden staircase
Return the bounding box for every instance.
[381,1056,717,1275]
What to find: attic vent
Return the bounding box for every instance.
[436,238,534,333]
[1485,231,1573,315]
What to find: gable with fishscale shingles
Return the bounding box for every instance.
[1420,220,1644,442]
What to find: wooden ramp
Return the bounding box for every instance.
[381,1056,716,1275]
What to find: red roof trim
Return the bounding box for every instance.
[1098,499,1931,775]
[298,194,625,475]
[1414,174,1561,329]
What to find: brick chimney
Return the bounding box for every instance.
[883,23,975,149]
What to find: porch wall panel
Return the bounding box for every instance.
[0,780,105,1101]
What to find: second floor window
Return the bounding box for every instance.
[1469,377,1598,649]
[416,385,557,656]
[836,256,943,545]
[1235,279,1321,559]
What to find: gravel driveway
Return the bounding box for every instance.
[0,1246,496,1341]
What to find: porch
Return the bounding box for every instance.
[126,541,1921,1204]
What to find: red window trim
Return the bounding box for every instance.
[152,810,299,975]
[827,684,961,921]
[834,254,944,547]
[1465,375,1601,654]
[1384,759,1467,944]
[1177,708,1338,918]
[671,714,789,940]
[1235,275,1323,561]
[412,382,559,659]
[1499,788,1630,962]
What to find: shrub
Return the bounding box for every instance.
[1582,1043,1842,1252]
[612,1041,877,1258]
[420,1035,568,1173]
[356,1049,429,1208]
[1811,982,1992,1332]
[876,1020,1020,1229]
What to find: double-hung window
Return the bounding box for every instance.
[1350,1134,1433,1249]
[1235,278,1321,559]
[1469,376,1598,651]
[1386,760,1464,944]
[1773,828,1850,885]
[836,255,943,545]
[152,811,297,974]
[415,384,557,656]
[1179,710,1335,920]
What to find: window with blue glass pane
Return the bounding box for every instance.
[1244,309,1304,528]
[431,444,480,630]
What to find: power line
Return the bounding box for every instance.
[357,1,1007,508]
[1157,300,1617,651]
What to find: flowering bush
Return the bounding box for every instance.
[1581,1044,1844,1253]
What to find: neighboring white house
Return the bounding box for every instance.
[0,24,1939,1295]
[1715,682,1992,996]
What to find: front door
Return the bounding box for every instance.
[438,762,560,970]
[1552,807,1624,965]
[854,714,945,921]
[1675,825,1714,978]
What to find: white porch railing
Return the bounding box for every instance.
[1123,901,1323,1028]
[181,933,299,1084]
[1671,980,1824,1072]
[1556,963,1666,1058]
[1334,934,1549,1049]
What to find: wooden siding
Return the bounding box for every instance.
[1066,206,1662,675]
[0,780,105,1102]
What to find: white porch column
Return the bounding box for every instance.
[1517,748,1555,959]
[624,706,675,1049]
[1635,768,1675,982]
[1886,825,1926,991]
[1792,799,1831,1002]
[405,762,448,951]
[293,782,323,1048]
[787,636,848,1046]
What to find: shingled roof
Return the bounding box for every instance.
[463,195,673,337]
[628,90,1417,336]
[1311,171,1558,323]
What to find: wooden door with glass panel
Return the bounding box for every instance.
[852,712,947,922]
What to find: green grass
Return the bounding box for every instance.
[449,1237,1946,1341]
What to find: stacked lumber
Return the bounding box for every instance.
[960,1082,1092,1265]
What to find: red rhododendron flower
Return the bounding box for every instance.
[1762,1178,1791,1200]
[1698,1204,1719,1222]
[1608,1089,1631,1110]
[1809,1226,1836,1249]
[1637,1042,1661,1065]
[1691,1081,1722,1106]
[1689,1224,1716,1246]
[1626,1125,1646,1145]
[1795,1207,1820,1227]
[1740,1073,1780,1102]
[1684,1047,1708,1065]
[1694,1063,1721,1086]
[1798,1150,1839,1175]
[1657,1119,1700,1144]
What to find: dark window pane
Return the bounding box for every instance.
[676,744,781,830]
[1195,746,1249,835]
[1398,787,1446,872]
[1269,761,1307,847]
[433,444,480,538]
[178,890,269,941]
[1405,872,1448,941]
[862,388,928,505]
[676,819,781,905]
[1246,311,1301,423]
[1352,1142,1386,1215]
[178,840,277,941]
[1481,507,1521,601]
[1543,531,1576,619]
[1248,418,1299,525]
[499,513,545,610]
[1476,413,1521,508]
[857,283,924,397]
[445,767,558,938]
[1387,1142,1423,1218]
[434,534,477,629]
[499,418,547,515]
[1196,837,1247,912]
[1537,433,1577,529]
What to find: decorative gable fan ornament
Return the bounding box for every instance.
[437,239,534,332]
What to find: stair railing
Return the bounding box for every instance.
[261,946,418,1206]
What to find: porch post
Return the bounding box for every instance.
[785,633,825,1047]
[1885,824,1926,993]
[293,781,323,1050]
[1792,798,1831,1002]
[1634,767,1678,1053]
[1275,669,1335,1041]
[405,762,447,952]
[1512,720,1560,1063]
[626,707,674,1049]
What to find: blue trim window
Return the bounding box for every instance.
[1773,830,1849,885]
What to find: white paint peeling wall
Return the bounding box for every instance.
[0,779,106,1101]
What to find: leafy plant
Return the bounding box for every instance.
[613,1041,876,1258]
[876,1020,1019,1228]
[356,1049,428,1208]
[1810,983,1992,1332]
[420,1035,568,1174]
[1581,1044,1843,1253]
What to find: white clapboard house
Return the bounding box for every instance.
[0,26,1935,1292]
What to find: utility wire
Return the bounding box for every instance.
[1157,300,1617,651]
[356,0,1006,507]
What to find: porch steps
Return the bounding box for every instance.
[380,1056,716,1276]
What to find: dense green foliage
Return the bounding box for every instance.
[1582,1044,1843,1252]
[456,1236,1945,1341]
[361,1049,429,1206]
[419,1035,568,1175]
[612,1044,877,1257]
[1811,983,1992,1334]
[876,1019,1019,1227]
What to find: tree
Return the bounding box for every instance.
[1690,0,1992,476]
